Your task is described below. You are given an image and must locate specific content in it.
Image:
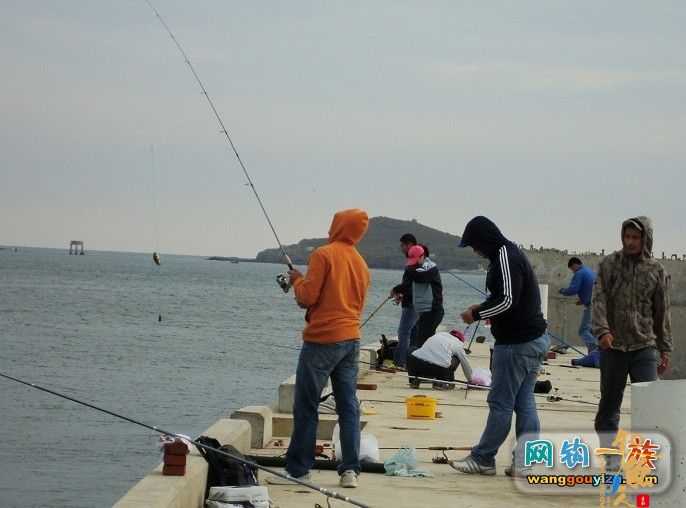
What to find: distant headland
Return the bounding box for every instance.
[207,216,565,271]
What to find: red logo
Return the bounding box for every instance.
[636,494,650,507]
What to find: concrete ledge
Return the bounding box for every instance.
[360,346,376,370]
[278,375,333,413]
[277,356,377,413]
[231,405,273,448]
[633,379,685,507]
[114,419,251,508]
[271,412,358,440]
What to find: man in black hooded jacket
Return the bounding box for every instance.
[450,216,549,476]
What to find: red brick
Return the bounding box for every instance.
[164,442,189,455]
[162,464,186,476]
[163,454,187,466]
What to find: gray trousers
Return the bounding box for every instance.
[594,346,658,448]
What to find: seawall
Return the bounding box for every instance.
[525,249,685,380]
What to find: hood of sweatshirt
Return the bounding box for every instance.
[458,216,508,259]
[621,216,653,259]
[328,208,369,246]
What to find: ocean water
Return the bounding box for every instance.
[0,247,486,507]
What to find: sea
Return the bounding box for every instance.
[0,247,486,507]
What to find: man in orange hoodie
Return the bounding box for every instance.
[266,209,371,489]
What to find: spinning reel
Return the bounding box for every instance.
[276,273,291,293]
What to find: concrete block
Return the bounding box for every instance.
[278,375,331,413]
[230,405,273,448]
[359,347,376,371]
[271,413,344,440]
[633,379,686,507]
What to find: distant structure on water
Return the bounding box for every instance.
[68,240,84,255]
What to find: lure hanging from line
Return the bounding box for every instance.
[144,0,294,293]
[153,252,161,266]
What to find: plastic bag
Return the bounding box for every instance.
[383,445,433,477]
[470,367,491,387]
[332,428,380,462]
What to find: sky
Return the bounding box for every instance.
[1,1,684,258]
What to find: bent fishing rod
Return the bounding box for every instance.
[144,1,295,292]
[1,372,370,508]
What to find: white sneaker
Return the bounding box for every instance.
[339,469,358,488]
[450,455,497,475]
[265,471,311,485]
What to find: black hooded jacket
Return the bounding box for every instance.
[459,216,547,344]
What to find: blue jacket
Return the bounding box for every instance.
[559,266,595,306]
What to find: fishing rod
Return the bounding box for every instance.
[442,268,586,357]
[463,320,480,354]
[143,1,295,293]
[360,296,393,328]
[402,374,597,405]
[0,372,371,508]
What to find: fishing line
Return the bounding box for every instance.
[144,1,294,275]
[0,372,371,508]
[442,268,585,356]
[150,142,163,322]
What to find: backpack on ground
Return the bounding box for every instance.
[195,435,258,500]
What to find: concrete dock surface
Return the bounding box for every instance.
[255,341,626,508]
[118,338,662,508]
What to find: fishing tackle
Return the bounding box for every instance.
[275,273,291,293]
[144,1,295,293]
[1,372,371,508]
[153,252,161,266]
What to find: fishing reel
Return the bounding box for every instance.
[276,273,291,293]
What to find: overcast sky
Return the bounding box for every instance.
[1,1,684,258]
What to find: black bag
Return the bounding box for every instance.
[195,435,258,499]
[376,334,398,367]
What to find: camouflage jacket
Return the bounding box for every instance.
[591,216,673,355]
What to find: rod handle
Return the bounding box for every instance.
[283,254,294,270]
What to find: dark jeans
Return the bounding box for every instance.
[407,354,455,382]
[416,308,445,347]
[595,346,658,448]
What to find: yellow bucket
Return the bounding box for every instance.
[405,395,437,420]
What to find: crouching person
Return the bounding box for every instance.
[407,330,473,390]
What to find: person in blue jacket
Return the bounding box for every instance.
[559,257,597,354]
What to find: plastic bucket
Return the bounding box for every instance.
[406,395,437,419]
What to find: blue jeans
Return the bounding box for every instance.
[286,340,361,477]
[470,334,551,468]
[595,346,657,449]
[579,305,596,354]
[393,306,417,368]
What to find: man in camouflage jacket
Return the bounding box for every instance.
[591,216,673,457]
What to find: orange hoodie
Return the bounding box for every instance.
[292,209,371,343]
